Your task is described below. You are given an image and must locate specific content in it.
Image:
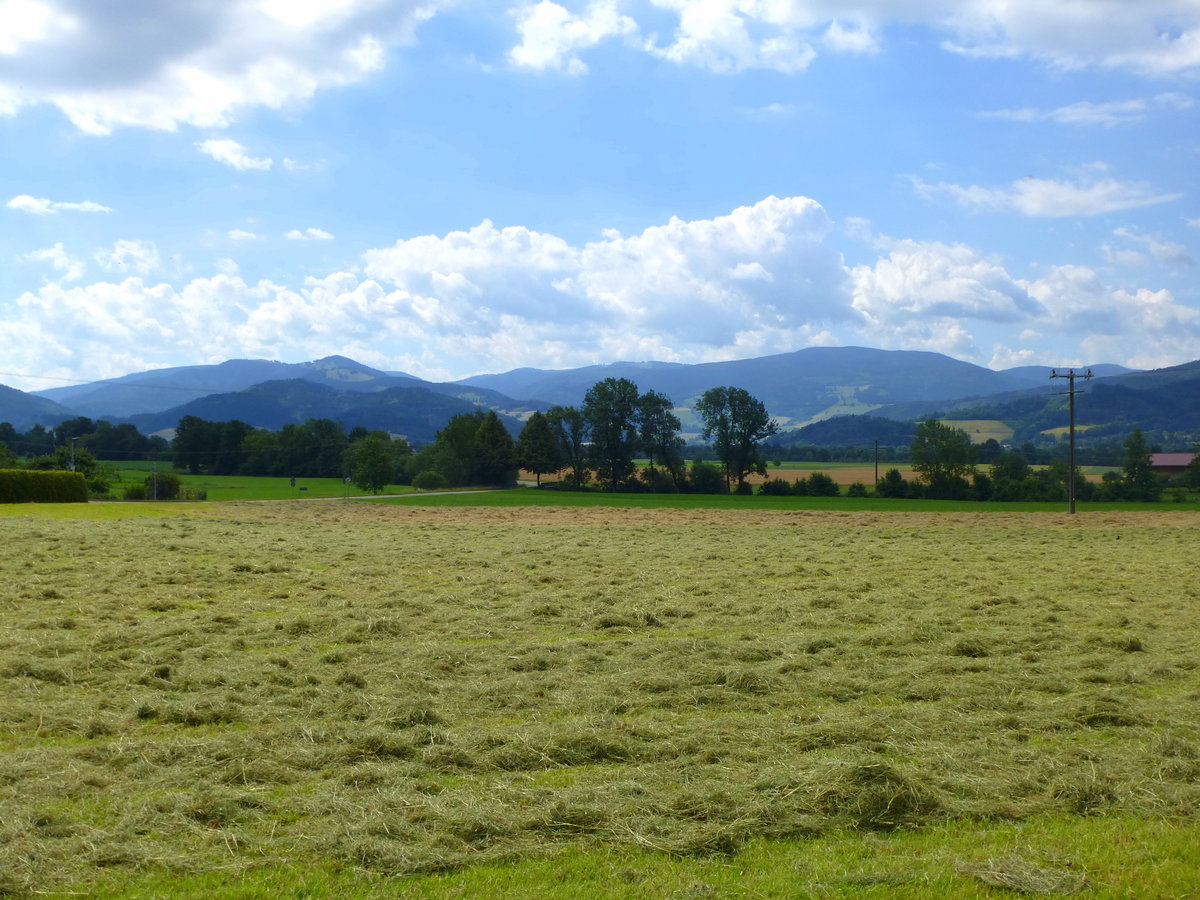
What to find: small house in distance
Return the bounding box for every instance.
[1150,452,1198,478]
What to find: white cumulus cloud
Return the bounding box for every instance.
[851,233,1200,368]
[509,0,636,74]
[1027,264,1200,368]
[0,0,437,133]
[1107,227,1194,267]
[7,194,112,215]
[96,239,161,276]
[363,195,852,355]
[197,139,273,171]
[23,242,86,281]
[850,238,1043,359]
[505,1,1200,76]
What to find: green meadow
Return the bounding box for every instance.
[1,500,1197,897]
[108,466,415,501]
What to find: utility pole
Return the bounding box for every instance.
[69,437,78,472]
[1050,368,1093,515]
[874,440,879,488]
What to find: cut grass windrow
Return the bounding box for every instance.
[0,502,1197,895]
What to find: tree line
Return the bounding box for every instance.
[0,417,168,496]
[3,397,1196,502]
[156,379,781,494]
[874,420,1188,502]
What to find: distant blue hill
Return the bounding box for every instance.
[32,356,425,418]
[0,383,75,432]
[456,346,1112,428]
[30,355,542,424]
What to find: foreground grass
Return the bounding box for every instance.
[72,816,1200,897]
[1,503,1197,896]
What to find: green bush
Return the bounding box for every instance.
[144,472,181,500]
[639,467,679,493]
[806,472,840,497]
[758,477,793,496]
[0,469,88,503]
[412,470,447,491]
[847,481,869,497]
[686,462,727,495]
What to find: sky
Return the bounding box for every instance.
[2,0,1199,392]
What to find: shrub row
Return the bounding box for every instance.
[0,468,89,503]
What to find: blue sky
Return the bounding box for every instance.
[2,0,1198,391]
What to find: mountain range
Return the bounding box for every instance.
[2,346,1195,446]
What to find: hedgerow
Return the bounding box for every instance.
[0,468,88,503]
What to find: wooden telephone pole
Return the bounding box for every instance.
[1050,369,1093,514]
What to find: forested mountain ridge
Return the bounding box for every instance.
[0,384,76,431]
[457,346,1131,428]
[3,347,1194,445]
[126,379,524,444]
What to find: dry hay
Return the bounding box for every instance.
[200,498,1200,530]
[1,500,1198,891]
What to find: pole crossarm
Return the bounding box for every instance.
[1049,368,1093,514]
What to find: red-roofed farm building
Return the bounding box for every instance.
[1150,453,1198,477]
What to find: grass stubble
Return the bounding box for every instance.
[0,502,1197,896]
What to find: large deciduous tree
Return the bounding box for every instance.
[1182,451,1200,492]
[546,405,589,488]
[474,411,518,486]
[583,378,641,491]
[429,410,517,487]
[346,430,409,493]
[695,386,778,490]
[172,415,218,474]
[638,389,685,490]
[515,411,561,486]
[909,419,976,499]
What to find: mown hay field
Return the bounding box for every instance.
[2,501,1198,896]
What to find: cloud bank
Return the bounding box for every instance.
[510,1,1200,76]
[2,196,1196,390]
[3,2,1198,135]
[0,0,437,133]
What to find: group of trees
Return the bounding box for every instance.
[882,420,1176,502]
[0,416,171,496]
[387,378,778,494]
[170,415,415,493]
[502,380,777,493]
